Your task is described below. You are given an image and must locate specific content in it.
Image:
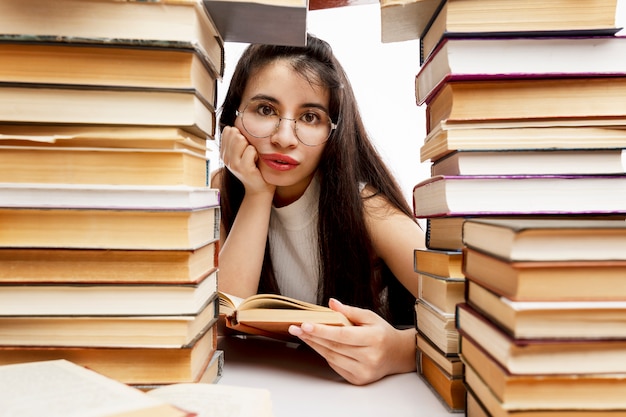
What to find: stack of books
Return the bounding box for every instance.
[0,0,225,388]
[413,248,465,412]
[381,0,626,413]
[458,218,626,417]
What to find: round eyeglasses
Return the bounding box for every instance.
[236,100,337,147]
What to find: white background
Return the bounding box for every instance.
[214,1,626,205]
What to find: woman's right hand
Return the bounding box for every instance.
[220,126,275,196]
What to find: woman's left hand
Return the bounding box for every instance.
[288,298,417,385]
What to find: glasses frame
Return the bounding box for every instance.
[235,101,338,147]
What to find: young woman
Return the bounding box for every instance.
[213,34,426,385]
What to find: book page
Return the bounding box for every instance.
[0,360,174,417]
[148,383,273,417]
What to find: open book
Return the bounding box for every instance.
[219,292,352,340]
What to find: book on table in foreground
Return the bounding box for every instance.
[0,145,209,187]
[430,148,626,177]
[219,291,352,340]
[456,303,626,375]
[0,324,217,385]
[420,0,619,64]
[0,0,224,77]
[462,246,626,301]
[416,35,626,105]
[461,334,626,411]
[420,122,626,163]
[0,269,217,316]
[418,271,465,315]
[426,77,626,132]
[0,357,268,417]
[466,279,626,339]
[378,0,440,43]
[203,0,307,46]
[412,175,626,218]
[0,296,219,347]
[0,359,192,417]
[0,84,215,138]
[462,218,626,261]
[0,241,217,284]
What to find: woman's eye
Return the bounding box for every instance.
[301,112,320,124]
[256,104,276,117]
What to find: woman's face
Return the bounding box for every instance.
[235,59,331,206]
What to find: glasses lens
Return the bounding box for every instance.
[240,100,334,146]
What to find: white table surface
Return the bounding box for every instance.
[217,335,455,417]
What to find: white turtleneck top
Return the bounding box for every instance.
[268,177,320,304]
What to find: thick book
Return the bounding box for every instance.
[462,218,626,261]
[0,325,217,385]
[456,303,626,375]
[461,335,626,411]
[0,84,215,138]
[379,0,440,43]
[465,377,626,417]
[0,241,217,285]
[417,35,626,105]
[425,216,465,251]
[0,125,208,153]
[0,0,224,77]
[463,247,626,301]
[0,42,220,105]
[416,332,463,377]
[0,145,209,187]
[0,359,192,417]
[0,297,218,347]
[418,271,465,315]
[203,0,307,46]
[426,77,626,133]
[219,291,352,340]
[415,298,459,355]
[0,183,219,210]
[417,347,465,412]
[431,148,626,177]
[412,175,626,218]
[466,280,626,339]
[420,0,619,64]
[0,269,217,316]
[413,248,463,278]
[420,122,626,163]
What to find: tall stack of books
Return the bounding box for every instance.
[458,218,626,417]
[380,0,626,414]
[0,0,225,388]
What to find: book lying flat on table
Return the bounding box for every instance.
[0,359,273,417]
[219,292,352,340]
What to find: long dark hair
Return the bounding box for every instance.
[218,34,417,324]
